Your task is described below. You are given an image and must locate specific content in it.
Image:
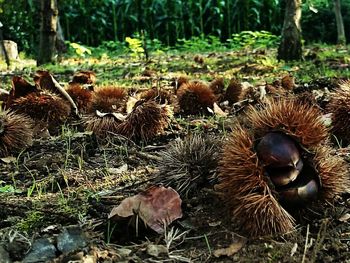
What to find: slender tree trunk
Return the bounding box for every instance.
[37,0,58,65]
[56,17,67,54]
[0,22,10,68]
[333,0,346,45]
[277,0,302,61]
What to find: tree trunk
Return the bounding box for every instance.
[0,23,10,68]
[37,0,58,65]
[277,0,302,61]
[56,17,67,54]
[333,0,346,45]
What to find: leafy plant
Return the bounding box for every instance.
[176,35,225,52]
[0,183,21,194]
[17,211,45,233]
[229,31,280,50]
[68,42,92,57]
[125,36,145,58]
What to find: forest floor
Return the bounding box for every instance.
[1,45,350,262]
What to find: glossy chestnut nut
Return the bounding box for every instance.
[265,158,303,187]
[257,132,301,168]
[257,132,303,187]
[278,174,319,205]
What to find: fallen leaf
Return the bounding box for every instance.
[95,110,126,121]
[213,238,246,257]
[0,156,16,163]
[290,243,298,257]
[107,164,128,175]
[213,103,228,117]
[109,186,182,234]
[208,221,221,227]
[339,213,350,222]
[207,107,214,114]
[258,86,267,100]
[126,97,138,114]
[146,244,168,257]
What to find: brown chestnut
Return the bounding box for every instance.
[266,158,303,187]
[278,178,319,205]
[257,132,301,169]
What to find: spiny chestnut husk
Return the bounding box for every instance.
[6,76,38,107]
[70,70,96,85]
[155,134,219,197]
[281,75,296,90]
[117,99,172,141]
[139,87,173,104]
[85,113,124,140]
[173,76,189,90]
[225,78,242,104]
[34,70,61,94]
[247,99,328,148]
[65,83,93,113]
[209,78,225,102]
[216,98,349,237]
[176,81,216,115]
[10,91,71,127]
[90,86,127,113]
[327,81,350,142]
[86,100,172,142]
[0,110,34,157]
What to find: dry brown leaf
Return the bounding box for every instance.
[290,243,298,257]
[95,110,126,121]
[339,213,350,222]
[108,186,182,233]
[146,244,168,257]
[213,238,246,257]
[0,156,16,163]
[213,102,228,117]
[126,97,138,113]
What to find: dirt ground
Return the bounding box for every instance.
[1,47,350,262]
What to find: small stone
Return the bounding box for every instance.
[57,226,88,254]
[23,238,56,263]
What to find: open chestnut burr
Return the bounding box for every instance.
[256,131,319,205]
[216,98,350,237]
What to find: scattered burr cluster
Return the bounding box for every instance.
[1,70,350,240]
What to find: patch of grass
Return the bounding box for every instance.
[16,211,45,233]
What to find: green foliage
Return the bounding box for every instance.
[176,35,225,52]
[100,40,127,53]
[0,0,39,54]
[68,42,92,57]
[17,211,44,233]
[302,0,350,44]
[0,183,20,194]
[125,36,145,58]
[1,0,350,55]
[0,0,285,55]
[229,31,280,49]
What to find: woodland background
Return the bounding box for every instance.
[0,0,348,57]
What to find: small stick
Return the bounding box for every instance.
[301,224,310,263]
[50,74,80,117]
